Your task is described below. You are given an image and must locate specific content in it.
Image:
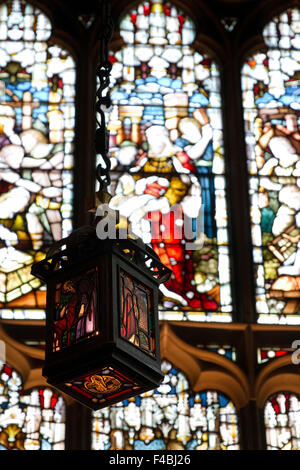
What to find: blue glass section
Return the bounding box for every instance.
[158,77,172,87]
[17,82,31,91]
[33,88,50,102]
[261,206,275,234]
[111,90,129,101]
[171,79,182,89]
[190,92,209,106]
[41,439,51,450]
[135,396,141,406]
[200,392,207,406]
[197,174,216,239]
[254,91,275,106]
[218,393,229,407]
[225,350,233,360]
[145,76,157,83]
[134,439,166,450]
[186,440,198,450]
[32,105,48,122]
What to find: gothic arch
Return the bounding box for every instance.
[256,354,300,408]
[106,0,230,67]
[263,389,300,449]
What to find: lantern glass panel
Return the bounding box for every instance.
[120,269,155,356]
[53,267,98,351]
[64,366,140,407]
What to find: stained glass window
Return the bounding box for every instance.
[104,0,232,322]
[91,360,240,450]
[264,392,300,450]
[0,0,76,320]
[0,361,66,449]
[242,8,300,324]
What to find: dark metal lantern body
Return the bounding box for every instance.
[31,227,171,410]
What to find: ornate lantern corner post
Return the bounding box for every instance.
[30,0,171,411]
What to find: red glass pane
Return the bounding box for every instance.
[64,367,139,407]
[3,365,12,377]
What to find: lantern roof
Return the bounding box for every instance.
[31,225,171,286]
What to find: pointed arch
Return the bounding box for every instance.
[160,323,250,407]
[264,390,300,450]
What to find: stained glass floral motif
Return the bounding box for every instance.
[120,269,155,356]
[64,366,140,408]
[91,360,240,450]
[264,392,300,450]
[0,362,66,450]
[53,268,98,352]
[0,0,75,320]
[104,0,232,322]
[241,8,300,324]
[257,347,289,364]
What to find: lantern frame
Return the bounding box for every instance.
[31,228,171,410]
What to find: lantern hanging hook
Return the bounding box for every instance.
[95,0,114,192]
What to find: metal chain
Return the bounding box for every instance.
[95,0,114,191]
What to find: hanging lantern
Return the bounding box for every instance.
[30,0,171,410]
[31,226,170,410]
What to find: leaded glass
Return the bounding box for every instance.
[104,0,232,322]
[120,269,155,356]
[241,8,300,324]
[64,367,140,409]
[0,362,66,449]
[91,360,240,450]
[264,392,300,450]
[0,0,76,320]
[53,268,98,352]
[257,347,289,364]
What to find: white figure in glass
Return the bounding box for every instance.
[110,110,218,311]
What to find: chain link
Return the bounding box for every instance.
[95,0,114,191]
